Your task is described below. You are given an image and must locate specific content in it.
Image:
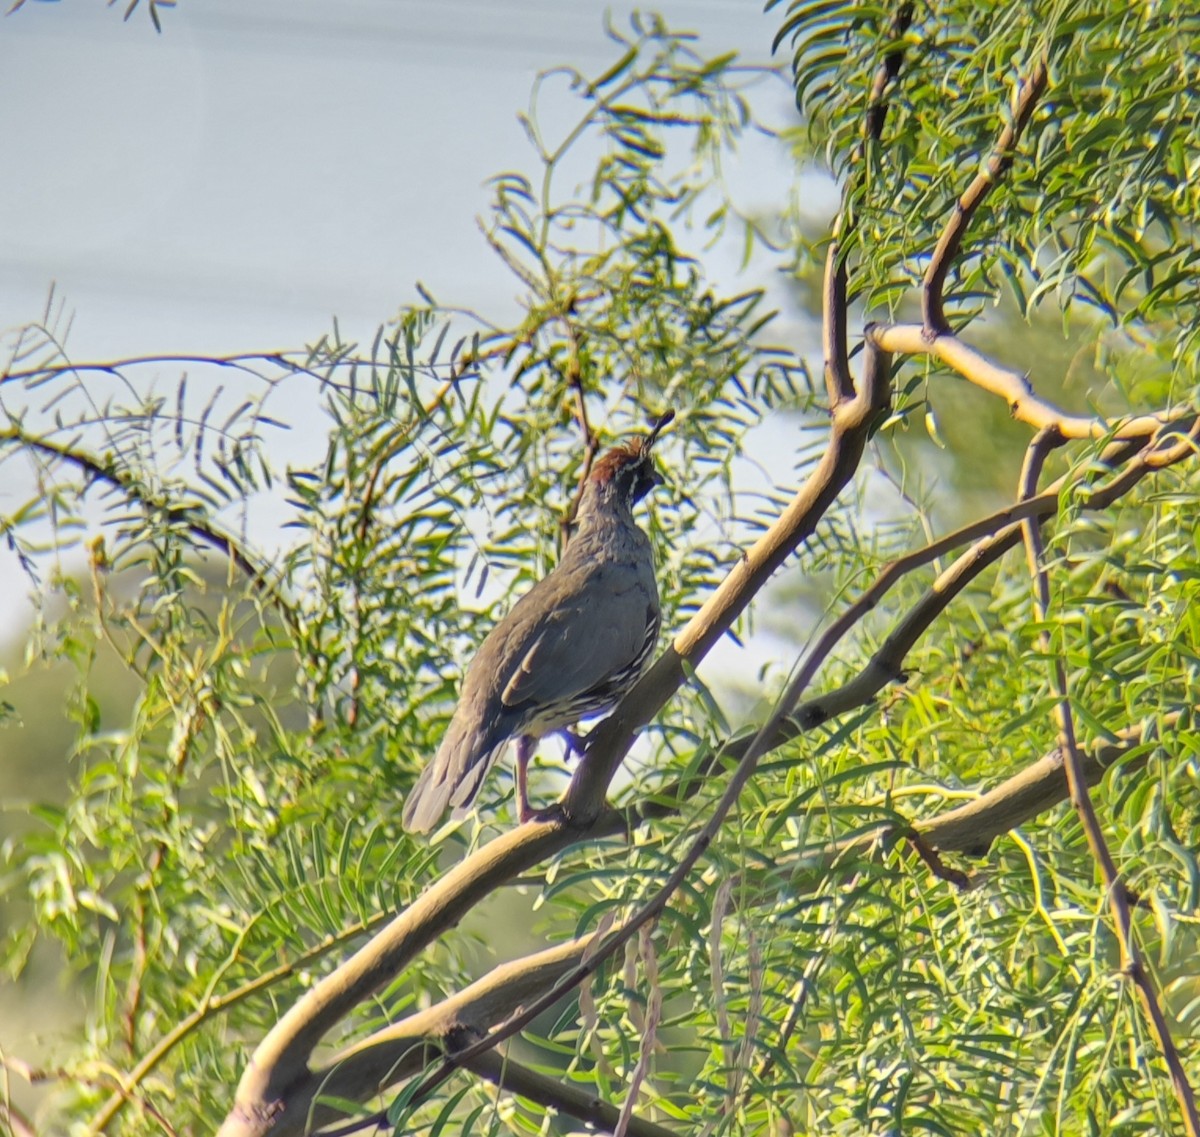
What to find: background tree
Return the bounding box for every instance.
[2,4,1199,1137]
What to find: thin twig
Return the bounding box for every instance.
[750,872,863,1090]
[0,342,504,392]
[905,830,974,890]
[5,426,298,631]
[614,925,662,1137]
[822,2,915,406]
[559,314,599,548]
[864,5,914,144]
[1019,429,1200,1137]
[464,1048,678,1137]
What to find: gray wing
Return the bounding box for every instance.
[402,559,655,834]
[499,562,654,711]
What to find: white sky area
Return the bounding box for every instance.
[1,0,797,354]
[0,2,837,679]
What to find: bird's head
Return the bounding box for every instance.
[584,410,674,511]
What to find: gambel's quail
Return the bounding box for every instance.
[402,414,671,833]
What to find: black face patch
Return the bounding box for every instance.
[628,461,662,504]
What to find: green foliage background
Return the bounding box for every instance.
[2,4,1198,1136]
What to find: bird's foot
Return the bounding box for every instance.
[518,801,566,827]
[561,726,591,759]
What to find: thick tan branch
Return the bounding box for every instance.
[869,325,1169,440]
[248,935,597,1137]
[914,710,1189,853]
[219,824,580,1137]
[823,235,854,405]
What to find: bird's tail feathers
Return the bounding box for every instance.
[401,723,509,834]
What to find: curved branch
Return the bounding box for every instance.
[923,60,1049,334]
[250,934,595,1137]
[244,928,677,1137]
[822,235,854,406]
[869,325,1170,440]
[218,823,579,1137]
[915,709,1191,855]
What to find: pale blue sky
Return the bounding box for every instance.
[0,0,792,358]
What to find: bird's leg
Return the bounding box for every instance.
[515,735,537,823]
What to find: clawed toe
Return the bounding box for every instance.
[561,726,592,758]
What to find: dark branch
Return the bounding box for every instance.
[823,3,915,406]
[922,59,1049,335]
[1020,428,1200,1136]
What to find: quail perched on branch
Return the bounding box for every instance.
[402,412,672,833]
